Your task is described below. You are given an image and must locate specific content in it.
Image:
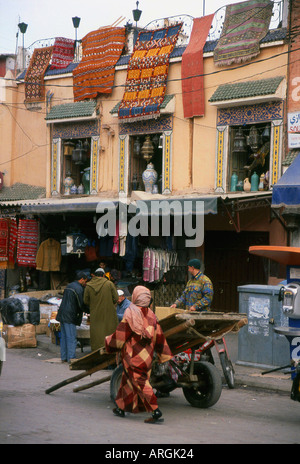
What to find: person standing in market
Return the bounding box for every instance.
[56,271,89,363]
[170,259,213,311]
[116,289,131,322]
[83,268,119,351]
[105,286,173,424]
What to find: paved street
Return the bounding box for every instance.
[0,341,299,446]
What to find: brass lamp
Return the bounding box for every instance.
[141,135,154,162]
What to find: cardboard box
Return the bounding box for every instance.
[155,306,185,321]
[4,324,37,349]
[35,319,48,335]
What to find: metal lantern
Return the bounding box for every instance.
[141,135,154,162]
[72,141,88,165]
[133,136,141,156]
[233,127,247,153]
[247,126,262,153]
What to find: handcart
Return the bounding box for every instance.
[45,311,247,408]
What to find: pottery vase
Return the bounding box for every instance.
[244,177,251,192]
[63,171,74,195]
[250,171,259,191]
[230,172,238,192]
[142,163,158,193]
[82,167,90,194]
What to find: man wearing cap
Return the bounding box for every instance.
[116,289,131,322]
[84,268,119,351]
[56,271,89,363]
[170,259,213,312]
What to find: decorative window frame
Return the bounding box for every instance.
[214,102,284,193]
[50,120,100,196]
[118,115,173,196]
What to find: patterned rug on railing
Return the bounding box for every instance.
[181,15,214,118]
[214,0,273,67]
[118,23,182,122]
[50,37,75,69]
[25,46,53,102]
[73,26,126,101]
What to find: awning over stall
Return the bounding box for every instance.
[272,154,300,208]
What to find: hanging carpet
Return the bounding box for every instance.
[50,37,75,70]
[0,219,9,262]
[181,15,214,118]
[118,23,182,122]
[8,217,18,264]
[73,26,126,101]
[17,219,39,268]
[213,0,273,67]
[25,46,53,102]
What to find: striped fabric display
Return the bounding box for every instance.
[17,219,39,268]
[73,26,126,101]
[214,0,273,67]
[50,37,75,69]
[118,23,182,122]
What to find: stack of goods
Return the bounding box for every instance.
[0,297,40,348]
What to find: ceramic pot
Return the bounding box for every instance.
[230,172,238,192]
[251,171,259,191]
[142,163,158,193]
[82,167,90,194]
[77,183,84,195]
[244,177,251,192]
[63,171,74,195]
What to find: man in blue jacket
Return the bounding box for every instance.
[116,289,131,322]
[56,271,89,363]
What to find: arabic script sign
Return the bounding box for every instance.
[288,112,300,149]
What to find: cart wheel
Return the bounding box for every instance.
[219,351,235,389]
[182,361,222,408]
[110,364,123,402]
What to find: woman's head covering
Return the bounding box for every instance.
[124,286,154,340]
[132,286,152,307]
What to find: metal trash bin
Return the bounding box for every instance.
[237,285,290,368]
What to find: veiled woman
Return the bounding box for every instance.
[105,285,172,423]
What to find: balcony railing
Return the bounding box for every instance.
[25,0,284,60]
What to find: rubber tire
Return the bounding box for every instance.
[110,364,123,402]
[219,351,235,389]
[182,361,222,408]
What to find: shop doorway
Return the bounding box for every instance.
[204,231,269,313]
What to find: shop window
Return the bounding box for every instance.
[129,133,163,194]
[61,138,91,195]
[228,122,271,191]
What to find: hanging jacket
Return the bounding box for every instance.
[36,238,62,271]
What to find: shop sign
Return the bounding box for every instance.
[288,112,300,148]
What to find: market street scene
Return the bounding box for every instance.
[1,0,300,447]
